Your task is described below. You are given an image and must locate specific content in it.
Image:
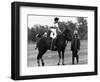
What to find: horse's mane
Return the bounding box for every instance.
[62,28,72,41]
[63,27,70,34]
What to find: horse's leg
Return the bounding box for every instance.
[37,53,40,66]
[41,57,44,66]
[37,49,47,66]
[57,51,61,65]
[72,56,74,64]
[40,49,47,66]
[72,51,75,64]
[62,49,65,65]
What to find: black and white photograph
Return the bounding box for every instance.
[27,15,88,67]
[11,2,97,80]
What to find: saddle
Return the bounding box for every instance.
[47,30,58,51]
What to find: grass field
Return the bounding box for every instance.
[27,40,88,67]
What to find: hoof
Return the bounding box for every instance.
[62,63,66,65]
[42,63,45,66]
[57,63,60,65]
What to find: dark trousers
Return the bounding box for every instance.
[72,50,79,64]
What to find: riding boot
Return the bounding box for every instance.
[51,39,57,51]
[53,39,57,50]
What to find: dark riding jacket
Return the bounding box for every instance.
[71,35,80,52]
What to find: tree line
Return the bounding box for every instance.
[28,17,88,42]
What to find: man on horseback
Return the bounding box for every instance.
[49,17,61,50]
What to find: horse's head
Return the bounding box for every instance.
[62,28,72,41]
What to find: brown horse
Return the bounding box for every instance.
[36,28,72,66]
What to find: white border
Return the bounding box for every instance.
[20,6,94,76]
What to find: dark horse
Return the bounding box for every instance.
[36,28,72,66]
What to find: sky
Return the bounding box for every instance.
[28,15,80,28]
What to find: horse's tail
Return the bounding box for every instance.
[35,43,38,50]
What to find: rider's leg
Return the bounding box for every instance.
[50,38,54,50]
[53,39,56,48]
